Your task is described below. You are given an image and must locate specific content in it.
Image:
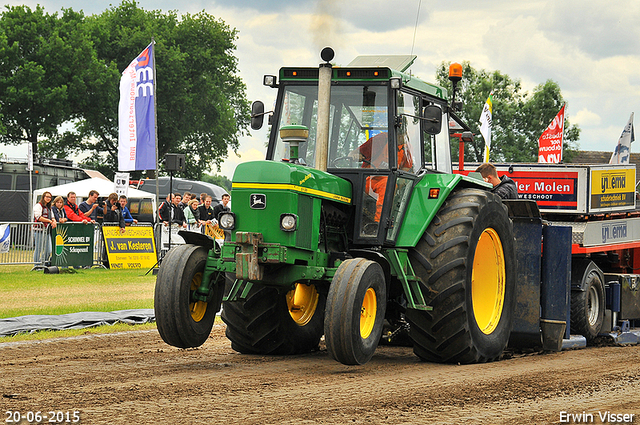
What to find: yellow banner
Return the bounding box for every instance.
[590,168,636,210]
[103,225,157,269]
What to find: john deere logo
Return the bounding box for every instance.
[250,194,266,209]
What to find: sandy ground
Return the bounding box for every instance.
[1,325,639,425]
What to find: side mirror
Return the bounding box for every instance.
[251,101,265,130]
[423,105,442,135]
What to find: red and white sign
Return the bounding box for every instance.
[538,105,565,164]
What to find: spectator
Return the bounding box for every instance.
[33,191,56,265]
[199,192,207,205]
[78,190,101,222]
[64,192,93,224]
[179,192,191,210]
[103,193,126,233]
[198,195,216,226]
[51,196,68,223]
[158,193,172,223]
[184,199,201,230]
[213,193,231,221]
[119,195,138,225]
[160,193,187,228]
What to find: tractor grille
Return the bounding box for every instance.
[296,195,313,249]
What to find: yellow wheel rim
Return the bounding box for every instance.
[471,228,506,335]
[360,287,377,339]
[286,283,319,326]
[189,272,208,322]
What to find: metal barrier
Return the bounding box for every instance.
[1,221,166,269]
[0,222,50,268]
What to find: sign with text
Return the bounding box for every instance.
[51,223,95,268]
[590,167,636,212]
[103,225,157,269]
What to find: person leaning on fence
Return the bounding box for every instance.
[103,193,126,234]
[64,192,94,224]
[178,192,191,210]
[33,191,56,265]
[213,193,231,221]
[184,199,201,230]
[78,190,101,222]
[119,195,138,225]
[158,193,172,223]
[159,193,187,228]
[51,196,68,223]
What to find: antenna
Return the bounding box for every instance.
[410,0,422,57]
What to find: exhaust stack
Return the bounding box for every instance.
[314,47,334,172]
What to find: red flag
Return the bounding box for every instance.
[538,104,565,163]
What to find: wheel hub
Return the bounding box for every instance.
[471,228,506,335]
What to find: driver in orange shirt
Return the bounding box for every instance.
[351,132,413,222]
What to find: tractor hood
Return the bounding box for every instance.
[232,160,352,205]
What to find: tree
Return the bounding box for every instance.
[201,173,232,192]
[436,62,580,163]
[0,5,102,156]
[72,1,250,180]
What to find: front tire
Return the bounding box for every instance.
[324,258,387,365]
[222,281,325,355]
[155,244,222,348]
[406,188,516,364]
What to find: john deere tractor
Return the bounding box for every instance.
[155,48,517,365]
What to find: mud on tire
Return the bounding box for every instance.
[406,188,516,364]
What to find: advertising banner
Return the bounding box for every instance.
[118,42,156,171]
[590,167,636,211]
[507,169,580,210]
[51,223,94,268]
[103,225,157,269]
[538,105,565,163]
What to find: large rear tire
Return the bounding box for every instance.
[406,188,516,364]
[571,261,605,341]
[324,258,387,365]
[155,244,222,348]
[222,281,325,355]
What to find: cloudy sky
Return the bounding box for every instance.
[3,0,640,178]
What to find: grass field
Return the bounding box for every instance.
[0,265,159,342]
[0,265,157,319]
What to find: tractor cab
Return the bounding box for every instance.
[256,55,452,246]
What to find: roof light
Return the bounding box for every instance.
[449,63,462,82]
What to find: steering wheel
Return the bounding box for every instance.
[331,156,355,168]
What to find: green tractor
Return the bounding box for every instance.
[155,48,517,365]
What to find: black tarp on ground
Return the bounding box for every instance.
[0,309,155,337]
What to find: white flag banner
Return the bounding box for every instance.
[609,112,635,164]
[0,224,10,254]
[479,92,493,163]
[118,43,156,172]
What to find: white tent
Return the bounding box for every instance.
[33,177,155,209]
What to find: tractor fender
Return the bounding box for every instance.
[571,258,604,292]
[178,230,215,251]
[348,249,391,290]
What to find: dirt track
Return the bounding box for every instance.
[1,325,639,425]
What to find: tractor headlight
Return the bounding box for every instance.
[219,212,235,230]
[280,214,297,232]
